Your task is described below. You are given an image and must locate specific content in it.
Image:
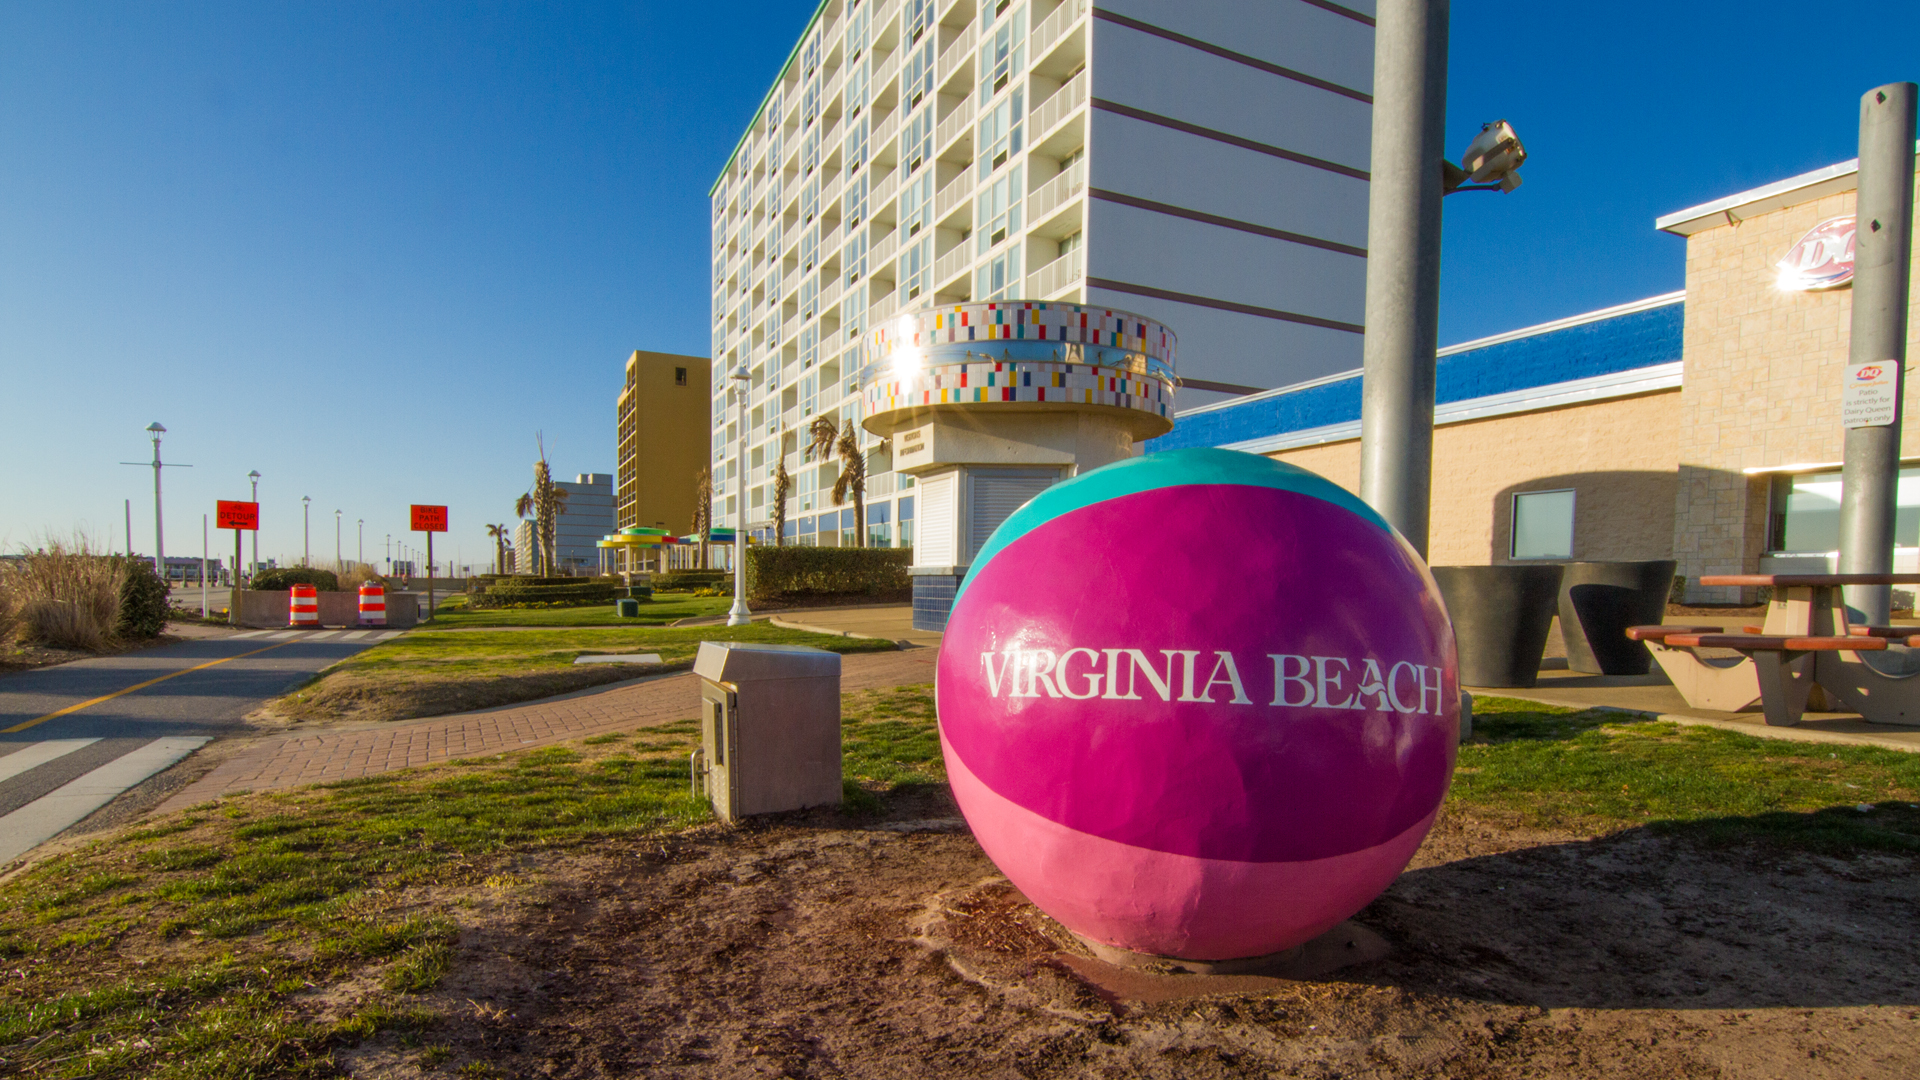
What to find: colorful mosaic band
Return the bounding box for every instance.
[859,302,1177,425]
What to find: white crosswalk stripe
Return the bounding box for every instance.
[229,630,272,639]
[305,631,341,641]
[368,630,404,642]
[0,737,209,865]
[338,629,371,641]
[0,739,102,783]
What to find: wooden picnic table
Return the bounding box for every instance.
[1634,573,1920,727]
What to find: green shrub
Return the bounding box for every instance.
[115,558,169,639]
[469,582,616,609]
[250,567,341,592]
[657,569,730,591]
[748,547,911,603]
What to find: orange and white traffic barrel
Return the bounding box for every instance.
[288,584,320,628]
[358,583,386,627]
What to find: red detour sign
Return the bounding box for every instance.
[410,504,449,533]
[216,500,260,530]
[1776,215,1857,291]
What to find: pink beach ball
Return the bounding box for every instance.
[936,448,1459,961]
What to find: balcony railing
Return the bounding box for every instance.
[868,228,900,271]
[932,244,972,290]
[868,290,901,327]
[934,170,973,220]
[1031,69,1088,138]
[1031,248,1084,297]
[1030,0,1089,62]
[935,97,976,153]
[870,167,899,210]
[870,108,901,157]
[1028,159,1086,221]
[936,24,978,85]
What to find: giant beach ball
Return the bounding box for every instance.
[936,447,1459,961]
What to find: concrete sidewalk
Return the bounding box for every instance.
[767,604,941,648]
[160,647,939,810]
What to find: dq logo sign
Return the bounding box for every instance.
[1856,365,1885,382]
[1777,215,1856,291]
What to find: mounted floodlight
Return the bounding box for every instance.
[1443,120,1527,194]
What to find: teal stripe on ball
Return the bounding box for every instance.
[956,447,1396,607]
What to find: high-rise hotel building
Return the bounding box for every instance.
[707,0,1374,546]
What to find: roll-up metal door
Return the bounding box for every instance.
[969,470,1058,560]
[918,473,956,565]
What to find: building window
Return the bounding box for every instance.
[901,106,934,175]
[975,242,1021,301]
[899,495,915,550]
[675,367,688,386]
[976,165,1023,252]
[901,170,935,237]
[869,500,892,547]
[901,236,932,302]
[1767,467,1920,553]
[978,9,1027,101]
[904,37,936,111]
[1511,489,1575,560]
[905,0,933,44]
[978,89,1025,177]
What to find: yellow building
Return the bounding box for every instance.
[616,350,711,554]
[1152,152,1919,602]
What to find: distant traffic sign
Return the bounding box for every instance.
[410,504,448,532]
[216,500,259,530]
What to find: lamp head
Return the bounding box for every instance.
[248,470,260,481]
[1457,120,1526,192]
[302,495,311,506]
[146,422,165,435]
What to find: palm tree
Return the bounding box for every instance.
[693,467,713,571]
[485,523,510,576]
[530,435,569,576]
[807,414,867,547]
[771,452,790,547]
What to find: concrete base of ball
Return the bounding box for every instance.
[1073,920,1390,978]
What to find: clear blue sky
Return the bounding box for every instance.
[2,1,1916,567]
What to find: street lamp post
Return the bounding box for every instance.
[358,519,364,566]
[247,470,261,583]
[727,365,753,627]
[335,509,342,573]
[146,423,167,584]
[302,496,311,567]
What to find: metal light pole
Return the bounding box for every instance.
[386,533,392,571]
[302,496,311,567]
[248,470,261,582]
[334,509,343,573]
[1837,82,1918,625]
[727,365,753,626]
[201,513,209,617]
[1357,0,1450,558]
[358,519,364,566]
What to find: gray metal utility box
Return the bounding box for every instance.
[692,641,842,822]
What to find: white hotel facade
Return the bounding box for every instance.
[707,0,1375,546]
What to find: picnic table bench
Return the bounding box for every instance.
[1628,574,1920,727]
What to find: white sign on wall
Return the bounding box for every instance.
[1841,361,1900,429]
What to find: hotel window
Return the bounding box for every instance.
[900,236,932,302]
[802,28,821,77]
[1767,467,1920,553]
[980,0,1015,26]
[975,243,1021,301]
[844,112,868,172]
[905,0,933,44]
[845,1,869,61]
[799,514,817,545]
[899,495,916,549]
[842,172,867,229]
[976,165,1023,253]
[802,176,819,223]
[840,298,863,343]
[978,89,1025,177]
[901,106,934,174]
[801,329,819,375]
[843,231,867,286]
[868,500,893,547]
[904,37,936,111]
[800,220,818,272]
[1511,489,1575,560]
[803,78,819,130]
[901,169,935,237]
[978,8,1027,102]
[800,272,818,321]
[846,55,869,119]
[765,216,781,264]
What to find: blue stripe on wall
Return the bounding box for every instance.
[1147,299,1686,452]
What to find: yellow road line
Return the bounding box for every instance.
[2,641,300,734]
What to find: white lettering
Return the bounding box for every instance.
[1195,651,1252,705]
[1057,647,1104,700]
[1351,658,1390,712]
[981,651,1015,697]
[1101,648,1141,700]
[1313,656,1357,709]
[1169,650,1204,702]
[1387,661,1422,714]
[1100,649,1178,701]
[1419,665,1444,716]
[1270,654,1315,707]
[1013,648,1061,698]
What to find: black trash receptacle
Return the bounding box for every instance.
[1558,560,1678,675]
[1431,565,1565,688]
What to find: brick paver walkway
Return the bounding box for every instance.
[160,648,939,811]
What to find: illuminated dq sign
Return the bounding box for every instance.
[1776,215,1856,291]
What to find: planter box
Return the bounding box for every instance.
[1557,560,1677,675]
[1431,565,1563,688]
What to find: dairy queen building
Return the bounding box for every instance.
[1153,149,1920,604]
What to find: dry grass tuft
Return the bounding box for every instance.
[9,534,128,651]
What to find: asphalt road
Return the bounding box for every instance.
[0,633,380,830]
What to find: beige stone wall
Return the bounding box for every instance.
[1672,173,1920,601]
[1266,389,1682,566]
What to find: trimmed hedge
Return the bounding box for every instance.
[657,569,731,591]
[116,558,169,639]
[250,568,341,593]
[470,582,617,609]
[748,547,911,603]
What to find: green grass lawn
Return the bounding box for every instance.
[420,592,735,628]
[273,624,899,724]
[5,690,1917,1078]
